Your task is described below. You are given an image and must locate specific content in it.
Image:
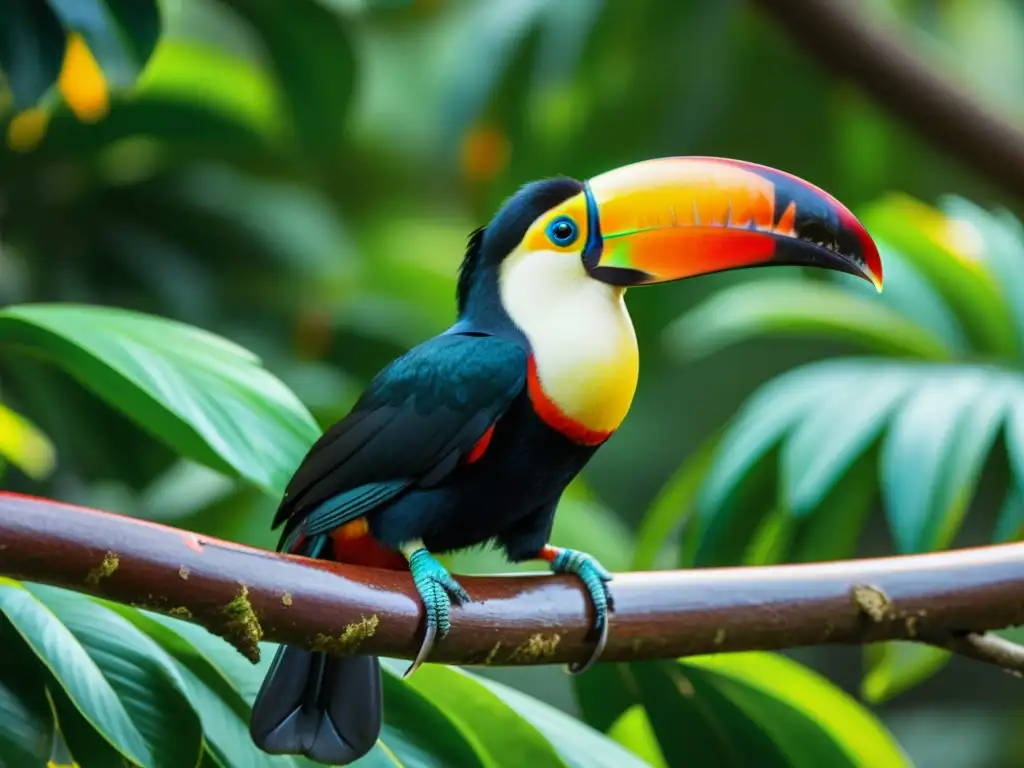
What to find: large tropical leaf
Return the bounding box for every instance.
[0,304,320,496]
[858,193,1020,358]
[399,665,569,768]
[0,631,54,767]
[939,196,1024,353]
[0,574,649,768]
[0,0,66,108]
[664,278,954,362]
[879,366,1008,554]
[0,579,154,767]
[696,359,1024,563]
[573,653,909,768]
[25,583,204,768]
[468,672,651,768]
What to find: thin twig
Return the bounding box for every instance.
[924,632,1024,679]
[749,0,1024,201]
[1,492,1024,676]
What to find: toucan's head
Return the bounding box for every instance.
[456,156,882,325]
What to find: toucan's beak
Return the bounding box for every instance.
[581,156,882,292]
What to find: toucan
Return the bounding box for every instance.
[248,156,883,765]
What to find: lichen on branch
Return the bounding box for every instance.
[2,492,1024,677]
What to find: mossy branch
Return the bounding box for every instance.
[2,492,1024,676]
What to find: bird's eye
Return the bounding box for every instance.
[546,215,579,247]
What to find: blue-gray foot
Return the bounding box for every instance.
[402,543,470,678]
[542,545,614,674]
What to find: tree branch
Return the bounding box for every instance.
[749,0,1024,201]
[924,632,1024,679]
[2,492,1024,676]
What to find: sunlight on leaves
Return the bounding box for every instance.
[0,401,56,480]
[0,304,320,496]
[863,642,952,705]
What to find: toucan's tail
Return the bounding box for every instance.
[249,644,383,765]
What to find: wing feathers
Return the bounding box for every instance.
[274,334,527,543]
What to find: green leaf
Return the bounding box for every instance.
[697,365,822,520]
[378,664,491,768]
[26,585,204,768]
[571,663,638,736]
[1008,390,1024,496]
[862,642,951,705]
[134,41,281,139]
[842,238,969,354]
[46,0,161,87]
[665,279,953,361]
[109,610,302,768]
[218,0,356,157]
[0,579,152,766]
[939,197,1024,354]
[880,366,1008,553]
[136,622,486,768]
[633,432,719,570]
[0,400,56,480]
[743,505,798,566]
[994,482,1024,543]
[402,665,569,768]
[788,452,876,563]
[628,660,792,767]
[860,193,1019,357]
[780,365,912,516]
[0,0,66,108]
[694,363,858,565]
[0,632,54,767]
[682,653,910,767]
[606,707,667,768]
[0,304,320,496]
[470,673,650,768]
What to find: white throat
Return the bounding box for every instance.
[498,250,640,435]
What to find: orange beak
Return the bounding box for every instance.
[579,156,882,292]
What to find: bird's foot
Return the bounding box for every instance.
[543,545,614,675]
[403,545,470,679]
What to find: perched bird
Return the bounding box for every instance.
[249,156,883,765]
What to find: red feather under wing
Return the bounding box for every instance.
[329,518,408,570]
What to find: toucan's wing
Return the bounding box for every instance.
[274,332,527,550]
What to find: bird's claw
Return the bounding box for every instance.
[549,548,614,675]
[404,548,470,679]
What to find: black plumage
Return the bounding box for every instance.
[250,178,599,765]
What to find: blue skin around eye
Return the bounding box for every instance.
[546,216,579,246]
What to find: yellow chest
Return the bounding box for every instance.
[528,321,639,438]
[500,250,640,439]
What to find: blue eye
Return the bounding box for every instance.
[546,215,579,247]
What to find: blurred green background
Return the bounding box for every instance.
[3,0,1024,766]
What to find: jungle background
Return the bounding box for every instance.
[3,0,1024,766]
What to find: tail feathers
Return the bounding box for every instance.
[250,646,382,765]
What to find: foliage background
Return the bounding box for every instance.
[2,0,1024,766]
